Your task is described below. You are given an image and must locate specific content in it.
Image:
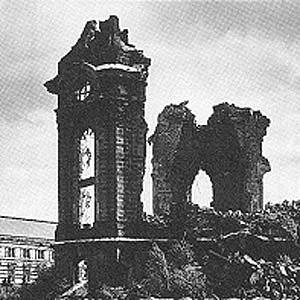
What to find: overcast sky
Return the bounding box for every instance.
[1,0,300,221]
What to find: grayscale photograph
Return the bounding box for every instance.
[0,1,300,299]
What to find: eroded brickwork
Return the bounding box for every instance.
[151,102,270,216]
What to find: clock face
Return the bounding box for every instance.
[75,82,91,101]
[79,128,95,180]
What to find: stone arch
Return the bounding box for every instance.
[191,122,249,212]
[75,258,88,283]
[150,102,270,219]
[189,170,213,207]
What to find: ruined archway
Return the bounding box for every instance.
[190,170,213,208]
[150,102,270,219]
[77,259,88,283]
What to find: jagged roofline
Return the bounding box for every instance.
[150,101,270,132]
[60,15,151,68]
[209,102,271,127]
[44,16,151,95]
[148,101,196,145]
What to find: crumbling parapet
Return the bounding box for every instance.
[44,15,150,97]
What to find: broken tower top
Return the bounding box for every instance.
[44,15,151,95]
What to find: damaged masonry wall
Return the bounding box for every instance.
[45,15,150,237]
[148,101,198,217]
[44,14,271,290]
[45,16,151,289]
[150,102,270,216]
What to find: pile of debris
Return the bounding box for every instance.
[139,200,300,298]
[203,250,300,299]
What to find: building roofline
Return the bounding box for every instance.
[0,234,54,243]
[0,215,57,225]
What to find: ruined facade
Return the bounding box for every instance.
[44,15,271,293]
[45,16,150,291]
[150,102,270,216]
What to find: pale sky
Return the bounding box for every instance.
[1,0,300,221]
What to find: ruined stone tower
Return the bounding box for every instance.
[45,16,150,288]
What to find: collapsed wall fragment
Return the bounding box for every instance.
[149,101,198,218]
[151,102,270,215]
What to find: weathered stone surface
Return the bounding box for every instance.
[49,16,150,238]
[45,16,150,290]
[204,103,270,212]
[45,15,271,292]
[151,102,270,217]
[149,101,198,218]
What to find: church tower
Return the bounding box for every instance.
[45,16,150,287]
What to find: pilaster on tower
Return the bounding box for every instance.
[45,16,151,241]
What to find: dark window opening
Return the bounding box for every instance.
[75,82,91,101]
[4,247,16,258]
[36,249,45,260]
[22,249,31,259]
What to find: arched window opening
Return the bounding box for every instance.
[75,82,91,101]
[78,128,95,228]
[191,170,213,208]
[77,260,88,283]
[79,185,95,227]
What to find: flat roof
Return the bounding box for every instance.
[0,216,56,240]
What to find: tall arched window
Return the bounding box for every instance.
[78,128,95,228]
[77,260,88,283]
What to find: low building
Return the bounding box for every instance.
[0,216,56,285]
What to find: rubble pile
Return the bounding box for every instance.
[203,250,300,299]
[140,200,300,298]
[184,200,300,242]
[10,201,300,299]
